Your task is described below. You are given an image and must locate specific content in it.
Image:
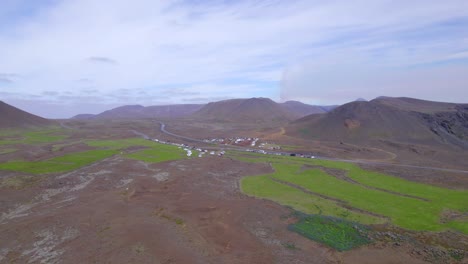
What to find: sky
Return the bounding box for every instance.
[0,0,468,118]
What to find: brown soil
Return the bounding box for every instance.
[345,118,361,129]
[1,119,467,263]
[0,156,302,263]
[0,153,438,264]
[341,244,428,264]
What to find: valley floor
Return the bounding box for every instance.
[0,120,467,263]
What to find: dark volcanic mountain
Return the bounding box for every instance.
[287,97,468,147]
[71,114,95,120]
[373,96,459,113]
[0,101,52,128]
[72,104,204,120]
[72,99,335,121]
[279,101,326,117]
[93,105,146,119]
[319,105,340,112]
[192,98,296,123]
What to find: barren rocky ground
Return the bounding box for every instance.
[1,120,467,263]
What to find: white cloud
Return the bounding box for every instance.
[281,63,468,104]
[0,0,467,117]
[445,51,468,60]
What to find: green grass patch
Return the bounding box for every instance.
[312,160,468,212]
[86,138,156,149]
[289,213,370,251]
[446,220,468,234]
[0,128,68,146]
[0,136,188,176]
[0,139,18,145]
[0,137,187,174]
[88,138,186,163]
[0,149,117,174]
[0,148,17,155]
[271,164,439,231]
[126,144,185,163]
[236,152,468,234]
[23,130,67,144]
[241,175,383,225]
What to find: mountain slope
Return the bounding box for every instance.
[71,114,95,120]
[95,105,146,119]
[373,96,459,113]
[287,97,468,147]
[143,104,204,118]
[72,99,335,121]
[0,101,52,128]
[279,101,326,118]
[192,98,295,123]
[73,104,204,120]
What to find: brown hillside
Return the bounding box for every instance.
[0,101,53,128]
[192,98,295,123]
[280,101,326,118]
[373,96,459,113]
[95,105,145,119]
[287,97,468,147]
[71,114,95,120]
[144,104,204,118]
[74,104,204,120]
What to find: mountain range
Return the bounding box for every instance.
[73,104,204,120]
[1,97,467,150]
[72,98,335,121]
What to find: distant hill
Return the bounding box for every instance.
[287,97,468,147]
[192,98,296,123]
[72,104,204,120]
[92,105,146,119]
[73,99,339,122]
[319,105,339,112]
[143,104,204,118]
[279,101,326,118]
[0,101,53,128]
[71,114,96,120]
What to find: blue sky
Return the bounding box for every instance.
[1,0,468,118]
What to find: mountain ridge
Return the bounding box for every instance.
[72,104,204,120]
[0,101,53,128]
[71,98,335,120]
[287,96,468,147]
[191,97,295,123]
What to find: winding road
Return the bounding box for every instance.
[153,122,468,174]
[158,122,206,143]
